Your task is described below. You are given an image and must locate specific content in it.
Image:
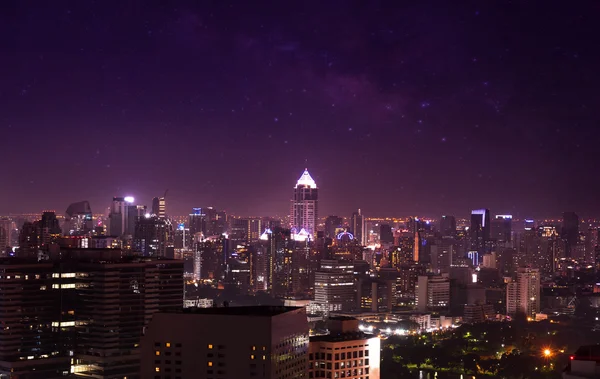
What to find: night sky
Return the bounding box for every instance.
[2,1,599,219]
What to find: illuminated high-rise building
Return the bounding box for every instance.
[188,207,205,237]
[108,196,144,237]
[134,215,174,257]
[290,169,318,238]
[506,267,540,318]
[351,209,365,245]
[64,201,93,235]
[152,196,166,219]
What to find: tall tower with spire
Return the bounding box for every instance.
[290,169,318,238]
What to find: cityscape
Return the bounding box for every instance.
[3,1,599,379]
[0,168,598,378]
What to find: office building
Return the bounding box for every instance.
[188,208,205,237]
[439,215,456,236]
[491,215,512,242]
[0,251,184,379]
[64,201,93,235]
[152,196,167,219]
[470,209,491,253]
[463,304,495,324]
[351,210,365,245]
[416,274,450,312]
[0,259,63,378]
[357,278,393,312]
[314,260,355,312]
[39,211,61,246]
[309,317,380,379]
[109,196,146,237]
[290,169,318,238]
[140,306,309,379]
[72,254,184,378]
[506,267,540,318]
[134,215,174,257]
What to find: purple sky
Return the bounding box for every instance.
[1,1,599,218]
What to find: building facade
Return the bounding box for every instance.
[140,306,309,379]
[291,169,318,239]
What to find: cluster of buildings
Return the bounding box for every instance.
[0,169,598,377]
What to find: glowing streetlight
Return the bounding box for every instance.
[543,349,552,358]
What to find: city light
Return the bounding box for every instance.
[124,196,135,203]
[543,348,552,357]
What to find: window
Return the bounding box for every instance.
[155,351,160,356]
[155,367,160,372]
[208,344,213,349]
[166,342,171,348]
[208,362,213,367]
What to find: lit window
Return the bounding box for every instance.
[155,351,160,356]
[263,355,266,360]
[166,342,171,348]
[208,344,213,349]
[252,346,256,351]
[251,355,255,359]
[155,367,160,372]
[208,362,213,367]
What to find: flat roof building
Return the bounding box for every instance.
[308,317,380,379]
[140,306,309,379]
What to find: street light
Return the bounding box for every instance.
[543,349,552,358]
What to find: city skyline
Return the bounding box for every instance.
[2,1,599,217]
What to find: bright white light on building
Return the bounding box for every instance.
[144,213,151,218]
[295,169,317,188]
[124,196,135,203]
[472,273,478,283]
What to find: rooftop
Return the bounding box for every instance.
[310,331,371,343]
[574,345,600,360]
[295,169,317,189]
[179,305,303,317]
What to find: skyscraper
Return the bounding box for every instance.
[491,215,512,242]
[439,215,456,236]
[506,267,540,318]
[314,260,355,312]
[562,211,579,257]
[109,196,144,237]
[151,196,166,219]
[188,207,205,236]
[470,209,490,253]
[290,169,318,238]
[64,201,93,235]
[351,209,365,245]
[134,215,174,257]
